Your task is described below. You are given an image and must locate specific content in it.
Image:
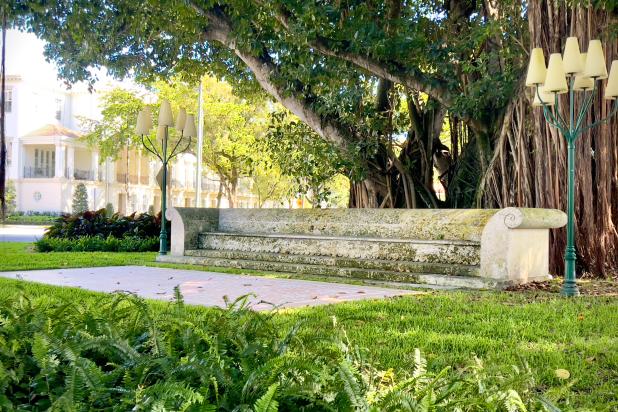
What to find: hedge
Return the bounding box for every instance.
[35,235,159,252]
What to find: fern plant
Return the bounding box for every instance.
[0,287,565,411]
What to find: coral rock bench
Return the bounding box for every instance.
[157,207,567,289]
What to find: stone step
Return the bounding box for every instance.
[197,232,480,265]
[185,249,480,277]
[157,254,501,289]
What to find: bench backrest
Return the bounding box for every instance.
[216,208,498,241]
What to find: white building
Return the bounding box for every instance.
[4,30,259,215]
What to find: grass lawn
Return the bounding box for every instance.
[0,242,156,271]
[1,242,617,409]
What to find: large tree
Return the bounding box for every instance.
[15,0,618,276]
[18,0,526,209]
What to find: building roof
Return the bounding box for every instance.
[23,124,82,139]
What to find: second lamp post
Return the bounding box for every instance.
[526,37,618,296]
[135,99,197,255]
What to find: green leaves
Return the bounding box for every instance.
[253,383,279,412]
[0,288,564,411]
[262,110,350,207]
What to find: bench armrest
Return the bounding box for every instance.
[166,207,220,256]
[480,207,567,283]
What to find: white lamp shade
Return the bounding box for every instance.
[176,108,187,132]
[562,37,582,74]
[156,125,167,144]
[158,99,175,127]
[184,114,197,138]
[135,107,153,135]
[573,53,594,91]
[605,60,618,99]
[533,86,556,107]
[544,53,568,94]
[526,48,547,86]
[135,110,145,135]
[584,40,608,79]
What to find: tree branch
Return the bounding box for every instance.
[191,3,356,152]
[259,1,454,108]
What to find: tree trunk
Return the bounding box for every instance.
[216,181,223,208]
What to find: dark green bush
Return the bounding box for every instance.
[5,214,58,225]
[43,209,166,240]
[35,235,159,252]
[0,289,560,411]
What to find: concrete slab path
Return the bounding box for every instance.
[0,266,418,310]
[0,225,47,242]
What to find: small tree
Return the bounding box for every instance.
[72,183,89,214]
[5,180,16,215]
[105,202,114,217]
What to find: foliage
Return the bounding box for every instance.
[34,235,159,252]
[4,180,16,216]
[79,88,145,160]
[13,0,530,207]
[71,183,89,214]
[263,111,350,207]
[0,287,562,411]
[0,250,615,409]
[249,162,295,207]
[105,202,114,217]
[43,209,163,240]
[5,215,57,225]
[195,76,269,207]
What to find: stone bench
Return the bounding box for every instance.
[157,207,567,289]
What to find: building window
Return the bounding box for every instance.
[55,98,62,121]
[3,88,12,113]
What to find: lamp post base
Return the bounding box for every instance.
[560,282,580,297]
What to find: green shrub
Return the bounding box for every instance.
[35,235,159,252]
[43,209,166,240]
[105,202,114,217]
[0,288,561,411]
[5,214,59,225]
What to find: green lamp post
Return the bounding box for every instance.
[135,100,197,255]
[526,37,618,297]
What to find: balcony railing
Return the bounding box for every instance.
[171,178,184,188]
[128,174,139,185]
[201,179,221,192]
[73,168,95,181]
[23,166,54,178]
[64,167,96,181]
[116,173,127,184]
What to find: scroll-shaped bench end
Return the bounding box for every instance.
[481,207,567,285]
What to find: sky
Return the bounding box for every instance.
[6,29,140,94]
[6,29,62,86]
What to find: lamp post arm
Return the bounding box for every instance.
[168,130,186,160]
[573,83,598,135]
[178,136,194,159]
[168,136,194,164]
[536,86,568,131]
[141,134,164,162]
[541,104,567,132]
[578,99,618,134]
[552,93,569,132]
[573,90,594,135]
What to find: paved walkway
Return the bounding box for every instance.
[0,266,417,309]
[0,225,47,242]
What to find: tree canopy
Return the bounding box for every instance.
[10,0,530,209]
